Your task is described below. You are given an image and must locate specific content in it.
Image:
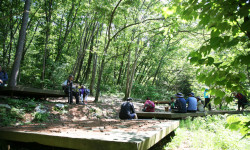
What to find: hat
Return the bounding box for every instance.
[196,96,201,100]
[127,97,133,101]
[175,93,183,98]
[69,74,74,78]
[189,92,195,97]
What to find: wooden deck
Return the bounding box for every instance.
[137,110,250,119]
[0,86,66,99]
[153,101,170,104]
[0,120,179,150]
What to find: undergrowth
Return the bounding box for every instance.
[165,114,250,150]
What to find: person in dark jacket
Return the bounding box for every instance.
[119,97,138,119]
[63,75,79,104]
[172,93,187,113]
[234,93,248,111]
[0,65,8,86]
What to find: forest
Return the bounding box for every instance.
[0,0,250,149]
[1,0,249,103]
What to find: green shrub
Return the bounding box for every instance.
[33,112,50,123]
[53,105,68,114]
[10,107,25,119]
[0,112,16,126]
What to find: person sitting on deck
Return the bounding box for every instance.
[142,97,155,112]
[196,96,205,112]
[62,75,79,104]
[0,65,8,86]
[186,92,197,113]
[171,93,187,113]
[170,97,176,110]
[119,97,138,119]
[233,92,248,111]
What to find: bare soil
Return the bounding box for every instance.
[0,96,167,134]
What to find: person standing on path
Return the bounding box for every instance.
[234,93,248,111]
[63,75,79,104]
[204,89,211,111]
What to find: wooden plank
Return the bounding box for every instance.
[0,86,66,98]
[137,111,250,119]
[153,101,170,104]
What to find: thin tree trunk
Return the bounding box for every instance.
[90,53,97,96]
[75,21,98,82]
[117,52,126,85]
[83,37,94,83]
[9,0,31,87]
[124,50,131,100]
[94,0,123,102]
[42,0,53,87]
[89,23,102,96]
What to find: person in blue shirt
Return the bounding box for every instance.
[186,92,197,113]
[204,89,211,111]
[0,65,8,86]
[172,93,187,113]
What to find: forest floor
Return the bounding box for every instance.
[0,95,168,132]
[1,95,249,150]
[0,95,173,150]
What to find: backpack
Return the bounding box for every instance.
[85,89,90,95]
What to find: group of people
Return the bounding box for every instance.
[118,89,249,120]
[170,92,207,113]
[62,75,90,105]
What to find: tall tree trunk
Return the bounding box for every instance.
[94,0,123,102]
[75,21,98,82]
[83,37,94,83]
[116,52,126,85]
[90,53,97,96]
[42,0,53,87]
[124,50,131,100]
[89,23,102,96]
[9,0,31,87]
[55,1,79,62]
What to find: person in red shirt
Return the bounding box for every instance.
[234,93,248,111]
[142,97,155,112]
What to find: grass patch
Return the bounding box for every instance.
[165,114,250,150]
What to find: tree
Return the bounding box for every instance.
[165,0,250,103]
[9,0,31,87]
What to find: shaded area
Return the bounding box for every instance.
[0,140,73,150]
[0,86,66,99]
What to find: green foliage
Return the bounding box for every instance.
[5,98,37,112]
[165,0,250,104]
[131,83,173,100]
[226,115,250,139]
[32,112,50,123]
[0,106,25,126]
[10,107,25,120]
[166,115,250,149]
[0,112,17,126]
[53,105,68,114]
